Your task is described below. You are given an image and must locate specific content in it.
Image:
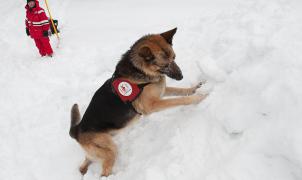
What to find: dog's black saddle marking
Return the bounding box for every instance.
[78,78,149,133]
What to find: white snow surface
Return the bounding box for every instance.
[1,0,302,179]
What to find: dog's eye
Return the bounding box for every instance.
[145,56,153,61]
[162,54,168,59]
[162,51,170,59]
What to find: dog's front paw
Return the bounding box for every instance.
[187,81,206,95]
[189,93,208,104]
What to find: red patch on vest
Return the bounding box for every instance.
[112,79,141,102]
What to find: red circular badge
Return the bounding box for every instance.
[118,82,132,96]
[112,78,141,102]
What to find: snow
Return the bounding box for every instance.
[1,0,302,179]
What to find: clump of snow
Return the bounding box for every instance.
[1,0,302,180]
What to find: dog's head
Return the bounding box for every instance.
[131,28,183,81]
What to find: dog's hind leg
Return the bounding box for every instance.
[94,134,117,177]
[100,149,116,177]
[79,157,92,175]
[79,133,117,177]
[80,133,117,177]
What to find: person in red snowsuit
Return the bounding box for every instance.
[25,0,53,57]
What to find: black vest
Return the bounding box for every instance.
[78,78,148,133]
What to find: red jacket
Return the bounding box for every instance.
[25,0,50,39]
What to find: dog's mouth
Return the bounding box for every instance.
[158,61,183,80]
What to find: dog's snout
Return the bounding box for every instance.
[175,72,183,80]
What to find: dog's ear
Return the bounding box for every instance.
[160,27,177,45]
[138,46,154,62]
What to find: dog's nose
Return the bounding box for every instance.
[175,73,183,80]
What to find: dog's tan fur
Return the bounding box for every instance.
[73,28,207,177]
[132,76,206,115]
[78,132,117,176]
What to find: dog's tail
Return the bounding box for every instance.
[69,104,81,140]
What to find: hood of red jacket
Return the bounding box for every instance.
[25,0,40,10]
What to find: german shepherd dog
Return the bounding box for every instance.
[69,28,207,177]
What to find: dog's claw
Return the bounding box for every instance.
[198,80,207,87]
[190,81,206,95]
[196,82,202,88]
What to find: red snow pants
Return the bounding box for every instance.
[34,37,53,56]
